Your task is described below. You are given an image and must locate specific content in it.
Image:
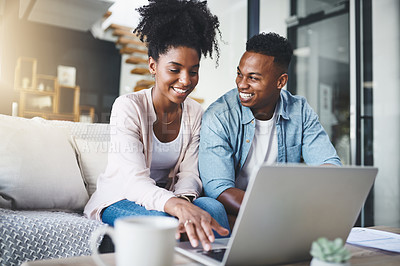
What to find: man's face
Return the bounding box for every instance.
[235,51,287,119]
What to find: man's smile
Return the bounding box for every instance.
[239,91,255,101]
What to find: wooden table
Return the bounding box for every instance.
[21,253,200,266]
[285,226,400,266]
[21,226,400,266]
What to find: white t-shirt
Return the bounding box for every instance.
[236,112,278,190]
[150,122,183,188]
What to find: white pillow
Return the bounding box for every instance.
[0,115,89,210]
[72,137,108,196]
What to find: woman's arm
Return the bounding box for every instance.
[164,197,229,251]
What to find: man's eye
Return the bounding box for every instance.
[190,71,198,76]
[170,69,179,73]
[237,72,242,77]
[250,76,259,81]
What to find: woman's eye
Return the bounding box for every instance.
[170,69,179,73]
[190,71,198,76]
[236,72,242,77]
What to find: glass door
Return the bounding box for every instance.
[287,1,351,165]
[287,0,375,226]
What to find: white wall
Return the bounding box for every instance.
[119,53,146,96]
[372,0,400,227]
[193,0,247,108]
[259,0,290,93]
[259,0,290,37]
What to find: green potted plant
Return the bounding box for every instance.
[310,237,351,266]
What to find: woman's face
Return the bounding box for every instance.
[149,46,200,105]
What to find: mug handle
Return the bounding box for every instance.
[90,226,115,266]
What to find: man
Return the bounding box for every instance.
[198,32,341,228]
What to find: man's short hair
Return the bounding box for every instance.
[246,32,293,71]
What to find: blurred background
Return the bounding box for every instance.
[0,0,399,228]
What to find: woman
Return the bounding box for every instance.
[84,0,229,251]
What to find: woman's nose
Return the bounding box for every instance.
[179,72,191,86]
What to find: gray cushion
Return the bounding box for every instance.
[0,115,89,210]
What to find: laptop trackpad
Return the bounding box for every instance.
[197,248,226,262]
[176,238,230,263]
[178,238,229,248]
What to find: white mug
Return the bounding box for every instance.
[91,216,179,266]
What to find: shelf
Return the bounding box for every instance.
[36,74,58,92]
[79,105,96,123]
[14,57,37,91]
[19,92,56,114]
[21,111,76,122]
[15,57,81,122]
[47,113,76,122]
[57,85,80,118]
[19,89,56,96]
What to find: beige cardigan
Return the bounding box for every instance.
[84,88,203,221]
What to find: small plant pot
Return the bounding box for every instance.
[310,257,350,266]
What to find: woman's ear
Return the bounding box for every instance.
[276,73,288,89]
[148,57,157,75]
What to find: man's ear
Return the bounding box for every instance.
[276,73,288,89]
[148,57,156,75]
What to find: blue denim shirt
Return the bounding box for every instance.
[199,88,342,199]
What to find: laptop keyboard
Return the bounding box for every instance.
[197,248,226,262]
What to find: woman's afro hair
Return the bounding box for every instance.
[133,0,221,63]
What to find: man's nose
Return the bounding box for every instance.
[237,77,248,89]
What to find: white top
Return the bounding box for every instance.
[84,88,203,220]
[150,122,183,188]
[236,112,278,191]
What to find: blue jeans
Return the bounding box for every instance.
[102,197,230,238]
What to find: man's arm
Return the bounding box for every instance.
[199,112,237,200]
[216,187,245,216]
[301,101,342,166]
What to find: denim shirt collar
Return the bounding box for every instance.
[241,105,254,125]
[277,90,289,121]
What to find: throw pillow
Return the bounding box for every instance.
[72,137,108,196]
[0,115,89,210]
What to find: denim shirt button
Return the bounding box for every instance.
[246,139,250,143]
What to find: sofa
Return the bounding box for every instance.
[0,114,112,265]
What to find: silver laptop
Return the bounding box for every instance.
[175,164,377,266]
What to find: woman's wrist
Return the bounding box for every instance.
[177,194,194,203]
[164,197,190,217]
